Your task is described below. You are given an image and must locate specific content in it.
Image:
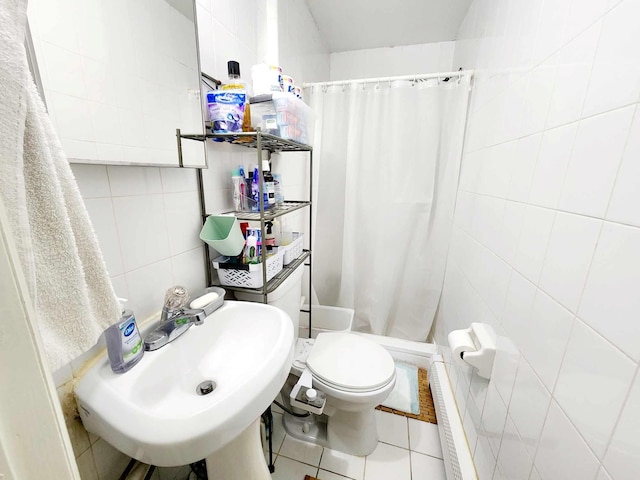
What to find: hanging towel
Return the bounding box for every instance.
[0,0,121,371]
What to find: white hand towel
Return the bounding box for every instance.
[0,0,121,371]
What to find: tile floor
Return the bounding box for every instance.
[265,409,446,480]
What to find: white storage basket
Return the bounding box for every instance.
[213,252,283,288]
[281,232,304,265]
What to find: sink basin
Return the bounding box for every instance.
[75,301,294,472]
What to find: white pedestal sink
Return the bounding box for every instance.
[75,301,294,479]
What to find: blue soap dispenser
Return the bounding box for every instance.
[104,298,144,373]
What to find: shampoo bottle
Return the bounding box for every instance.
[105,299,144,373]
[262,161,275,207]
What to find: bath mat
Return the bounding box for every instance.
[381,363,420,414]
[377,366,437,424]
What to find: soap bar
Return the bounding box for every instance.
[190,292,219,309]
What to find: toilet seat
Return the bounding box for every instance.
[305,332,395,393]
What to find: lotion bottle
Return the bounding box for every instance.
[104,299,144,373]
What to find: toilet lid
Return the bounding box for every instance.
[306,332,395,391]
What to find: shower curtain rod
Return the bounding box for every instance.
[302,69,473,88]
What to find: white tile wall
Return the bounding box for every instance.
[435,0,640,478]
[329,41,456,81]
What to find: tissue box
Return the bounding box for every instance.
[250,93,315,145]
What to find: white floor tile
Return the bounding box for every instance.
[320,447,365,480]
[364,442,411,480]
[271,455,317,480]
[410,451,447,480]
[279,435,324,467]
[375,410,409,449]
[319,469,357,480]
[408,419,443,459]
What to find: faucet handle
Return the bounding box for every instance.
[164,286,190,310]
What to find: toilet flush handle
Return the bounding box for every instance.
[306,389,317,401]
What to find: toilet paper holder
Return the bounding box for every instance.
[448,323,497,380]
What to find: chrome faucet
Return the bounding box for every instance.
[144,286,207,351]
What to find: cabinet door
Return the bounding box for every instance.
[26,0,207,168]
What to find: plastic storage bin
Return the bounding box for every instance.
[212,251,284,288]
[299,305,354,339]
[280,233,304,265]
[250,92,315,145]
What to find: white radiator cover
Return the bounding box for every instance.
[429,357,478,480]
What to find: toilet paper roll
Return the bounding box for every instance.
[448,329,477,366]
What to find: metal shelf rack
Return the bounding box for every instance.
[177,128,313,335]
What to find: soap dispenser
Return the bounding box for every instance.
[104,298,144,373]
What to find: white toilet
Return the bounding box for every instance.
[235,264,396,456]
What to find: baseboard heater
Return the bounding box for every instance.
[429,357,478,480]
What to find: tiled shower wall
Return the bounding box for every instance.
[433,1,640,479]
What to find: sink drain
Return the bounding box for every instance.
[197,380,216,396]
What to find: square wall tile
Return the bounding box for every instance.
[479,382,508,457]
[607,106,640,227]
[363,442,410,480]
[546,22,601,129]
[473,435,497,480]
[84,198,125,277]
[125,259,173,321]
[582,0,640,117]
[496,417,533,480]
[112,194,171,272]
[520,290,574,391]
[513,206,555,284]
[507,134,542,203]
[559,105,635,218]
[528,122,578,209]
[107,166,163,197]
[501,272,536,349]
[491,336,520,405]
[579,222,640,361]
[71,164,111,199]
[507,359,551,457]
[538,212,601,313]
[603,371,640,480]
[170,248,207,298]
[553,320,636,458]
[534,401,599,480]
[163,191,202,256]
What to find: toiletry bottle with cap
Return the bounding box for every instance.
[231,169,243,211]
[262,160,275,208]
[104,299,144,373]
[222,60,252,133]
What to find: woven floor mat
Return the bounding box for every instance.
[376,367,437,424]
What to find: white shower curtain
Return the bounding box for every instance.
[307,74,470,340]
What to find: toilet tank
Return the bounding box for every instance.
[233,263,304,339]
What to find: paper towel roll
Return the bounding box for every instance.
[448,329,477,365]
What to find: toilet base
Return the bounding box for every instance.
[282,408,379,456]
[283,411,329,447]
